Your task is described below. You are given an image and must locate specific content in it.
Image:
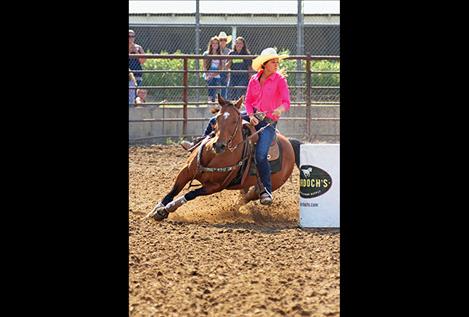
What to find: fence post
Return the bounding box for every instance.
[183,57,188,136]
[306,54,312,141]
[231,26,237,50]
[195,0,200,104]
[296,0,304,103]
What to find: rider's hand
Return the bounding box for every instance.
[272,105,285,117]
[249,115,259,126]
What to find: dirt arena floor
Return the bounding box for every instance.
[129,144,340,316]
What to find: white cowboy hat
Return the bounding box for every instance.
[252,48,288,72]
[217,31,232,44]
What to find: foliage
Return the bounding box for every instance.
[139,49,339,100]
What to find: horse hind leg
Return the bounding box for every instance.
[235,187,249,205]
[240,185,261,204]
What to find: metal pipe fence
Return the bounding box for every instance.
[129,53,339,142]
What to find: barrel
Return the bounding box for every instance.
[299,144,340,228]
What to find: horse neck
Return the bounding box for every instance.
[202,123,244,165]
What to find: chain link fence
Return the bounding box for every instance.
[129,0,339,105]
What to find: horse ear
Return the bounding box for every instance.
[217,93,225,105]
[235,96,244,109]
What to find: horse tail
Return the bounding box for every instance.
[288,138,303,169]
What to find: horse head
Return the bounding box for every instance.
[212,94,244,154]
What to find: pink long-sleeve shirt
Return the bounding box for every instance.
[244,70,291,121]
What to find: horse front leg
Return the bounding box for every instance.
[151,182,224,221]
[147,165,193,221]
[184,182,224,202]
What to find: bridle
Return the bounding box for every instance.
[217,104,242,152]
[224,110,273,152]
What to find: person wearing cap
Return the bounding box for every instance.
[128,29,146,86]
[244,47,291,205]
[217,31,232,99]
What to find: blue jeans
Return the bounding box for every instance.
[204,116,217,136]
[206,77,221,102]
[135,77,142,87]
[220,73,228,99]
[254,120,277,194]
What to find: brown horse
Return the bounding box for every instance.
[147,94,302,221]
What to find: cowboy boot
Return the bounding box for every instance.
[180,140,194,151]
[180,134,213,151]
[180,136,203,151]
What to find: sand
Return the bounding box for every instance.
[129,144,339,316]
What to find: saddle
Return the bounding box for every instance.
[227,125,283,187]
[242,120,279,161]
[266,136,280,161]
[243,120,280,161]
[242,120,258,143]
[248,137,282,176]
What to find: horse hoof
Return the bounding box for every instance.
[153,206,169,221]
[145,202,165,220]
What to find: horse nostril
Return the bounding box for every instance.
[220,144,226,149]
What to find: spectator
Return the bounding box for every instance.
[135,89,147,106]
[217,31,232,99]
[129,70,137,107]
[128,29,146,86]
[226,36,253,100]
[202,36,222,103]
